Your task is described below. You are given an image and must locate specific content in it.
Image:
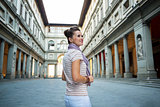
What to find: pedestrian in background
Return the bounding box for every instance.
[62,26,94,107]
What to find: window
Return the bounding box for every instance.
[28,37,30,43]
[97,13,99,24]
[28,16,31,26]
[108,21,111,28]
[123,0,129,11]
[60,40,67,50]
[19,27,22,34]
[9,17,13,27]
[0,6,5,19]
[48,40,55,50]
[24,33,26,40]
[20,4,23,15]
[101,7,103,19]
[114,12,119,22]
[93,16,96,27]
[102,30,104,35]
[25,11,27,21]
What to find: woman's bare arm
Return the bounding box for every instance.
[62,70,66,81]
[72,59,89,83]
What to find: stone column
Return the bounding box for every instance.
[105,46,113,78]
[101,51,105,78]
[17,50,22,78]
[6,44,17,79]
[34,59,37,78]
[39,63,43,78]
[123,36,132,78]
[88,59,90,72]
[26,55,31,78]
[30,57,33,78]
[55,64,57,78]
[22,53,26,78]
[93,55,97,77]
[97,54,100,78]
[44,63,48,78]
[0,40,5,79]
[134,20,157,79]
[114,43,121,78]
[42,64,45,78]
[37,60,39,78]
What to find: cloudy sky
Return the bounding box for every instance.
[43,0,84,24]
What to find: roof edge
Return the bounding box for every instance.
[35,0,48,26]
[78,0,91,27]
[48,23,78,26]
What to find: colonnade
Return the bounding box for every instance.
[90,21,157,79]
[0,38,44,79]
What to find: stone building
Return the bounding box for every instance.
[1,0,160,80]
[44,24,76,78]
[79,0,160,79]
[0,0,47,79]
[0,0,77,79]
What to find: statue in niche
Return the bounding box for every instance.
[137,34,143,59]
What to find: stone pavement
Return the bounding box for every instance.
[0,78,160,107]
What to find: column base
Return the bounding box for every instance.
[0,74,4,80]
[26,74,31,78]
[115,72,122,78]
[16,75,21,79]
[22,75,26,78]
[102,75,106,78]
[98,74,101,78]
[137,70,157,80]
[95,74,98,78]
[124,72,133,78]
[93,73,96,77]
[5,74,15,79]
[106,73,114,79]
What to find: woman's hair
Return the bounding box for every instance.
[64,26,80,44]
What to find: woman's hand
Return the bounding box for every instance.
[88,76,94,83]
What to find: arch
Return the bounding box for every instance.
[48,40,55,50]
[60,40,67,50]
[57,54,64,77]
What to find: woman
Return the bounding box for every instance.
[62,26,94,107]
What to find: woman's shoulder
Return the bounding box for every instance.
[68,49,81,54]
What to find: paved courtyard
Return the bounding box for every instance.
[0,78,160,107]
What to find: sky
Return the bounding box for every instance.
[43,0,84,24]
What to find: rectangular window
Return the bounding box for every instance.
[108,21,111,29]
[93,16,96,27]
[0,6,5,19]
[123,0,129,11]
[28,37,30,43]
[24,33,26,40]
[20,4,23,15]
[9,17,13,26]
[29,16,31,26]
[115,12,119,22]
[101,7,103,19]
[19,27,22,35]
[25,11,27,21]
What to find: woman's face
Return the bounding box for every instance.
[70,30,83,46]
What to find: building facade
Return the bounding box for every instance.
[44,24,76,78]
[0,0,46,79]
[0,0,77,80]
[79,0,160,79]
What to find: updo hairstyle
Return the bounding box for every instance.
[64,26,80,44]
